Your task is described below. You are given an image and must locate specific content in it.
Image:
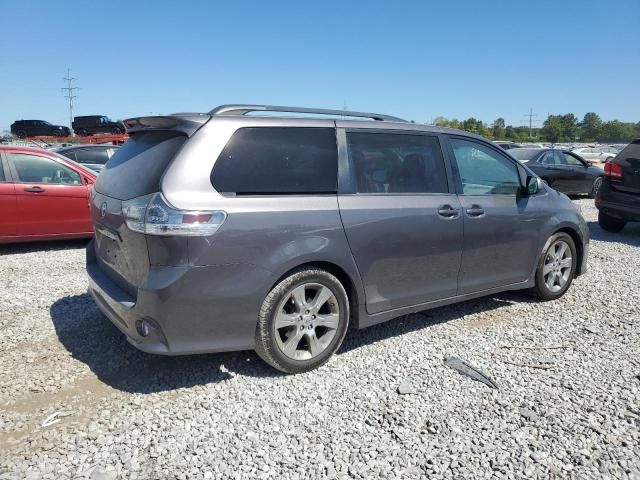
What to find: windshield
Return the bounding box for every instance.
[509,149,541,162]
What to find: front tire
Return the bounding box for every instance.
[530,233,577,301]
[255,268,350,374]
[599,211,626,232]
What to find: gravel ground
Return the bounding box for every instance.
[1,198,639,479]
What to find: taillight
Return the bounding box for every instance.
[122,193,226,236]
[604,162,623,180]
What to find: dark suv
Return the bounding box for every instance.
[72,116,125,136]
[86,104,589,373]
[10,120,71,138]
[596,139,640,232]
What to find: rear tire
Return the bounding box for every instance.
[589,177,603,198]
[598,211,626,232]
[530,233,577,301]
[16,130,26,138]
[77,128,87,136]
[255,267,350,374]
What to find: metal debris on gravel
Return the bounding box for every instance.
[1,199,639,479]
[444,356,499,389]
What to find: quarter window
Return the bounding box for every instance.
[211,128,338,194]
[7,153,82,185]
[563,153,584,166]
[450,138,521,195]
[346,132,448,194]
[74,148,110,165]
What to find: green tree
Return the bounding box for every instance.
[599,121,634,142]
[505,125,515,139]
[541,115,564,143]
[492,118,506,139]
[580,112,602,141]
[560,114,578,141]
[432,116,449,127]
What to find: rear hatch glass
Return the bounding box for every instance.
[92,131,187,293]
[613,141,640,195]
[96,131,186,200]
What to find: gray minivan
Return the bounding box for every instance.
[86,105,589,373]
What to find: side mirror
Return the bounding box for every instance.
[525,176,539,196]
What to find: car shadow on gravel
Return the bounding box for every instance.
[0,238,90,256]
[587,221,640,246]
[340,295,521,353]
[50,294,283,394]
[51,291,528,393]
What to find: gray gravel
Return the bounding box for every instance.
[1,199,639,479]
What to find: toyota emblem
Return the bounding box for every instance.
[100,202,107,217]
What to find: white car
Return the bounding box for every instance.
[572,147,618,165]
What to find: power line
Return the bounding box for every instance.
[61,68,79,133]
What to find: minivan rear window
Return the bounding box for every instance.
[96,131,186,200]
[211,127,338,195]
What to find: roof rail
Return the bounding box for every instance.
[208,104,406,122]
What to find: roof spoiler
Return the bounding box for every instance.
[123,114,211,137]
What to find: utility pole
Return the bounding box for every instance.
[523,107,539,138]
[61,68,78,133]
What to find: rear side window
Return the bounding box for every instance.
[96,131,186,200]
[616,141,640,163]
[75,148,110,165]
[347,132,448,194]
[211,127,337,195]
[59,150,77,161]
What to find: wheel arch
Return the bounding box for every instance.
[553,226,585,276]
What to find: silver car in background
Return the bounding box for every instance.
[572,146,619,165]
[86,104,589,373]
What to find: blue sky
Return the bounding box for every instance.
[1,0,638,131]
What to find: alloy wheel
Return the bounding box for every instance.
[274,282,340,360]
[543,240,573,293]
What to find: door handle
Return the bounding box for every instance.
[24,186,45,193]
[466,205,485,217]
[437,205,460,218]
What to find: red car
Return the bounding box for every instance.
[0,145,97,243]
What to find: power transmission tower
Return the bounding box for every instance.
[523,107,539,138]
[61,68,79,133]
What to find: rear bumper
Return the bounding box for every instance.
[598,186,640,222]
[86,240,272,355]
[87,244,170,354]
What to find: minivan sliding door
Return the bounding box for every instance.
[337,128,463,314]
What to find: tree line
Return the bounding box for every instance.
[431,112,640,143]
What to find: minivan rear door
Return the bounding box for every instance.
[337,128,463,314]
[92,130,190,293]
